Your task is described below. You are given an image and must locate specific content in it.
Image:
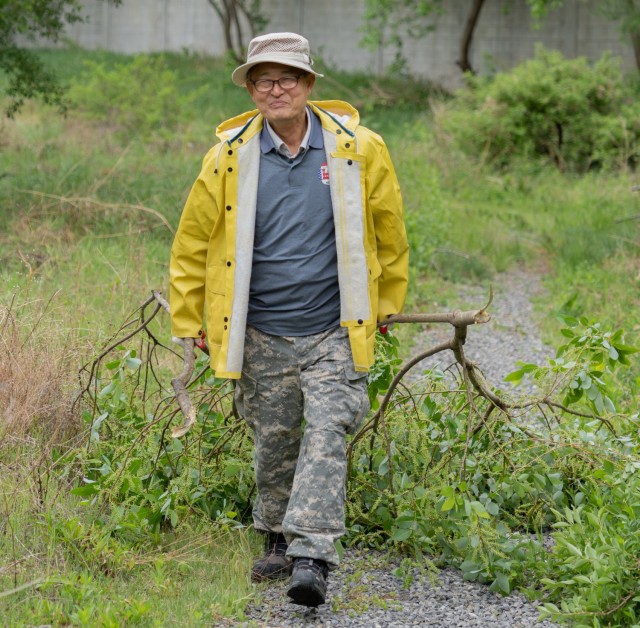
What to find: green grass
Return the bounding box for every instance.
[1,47,639,625]
[0,468,258,625]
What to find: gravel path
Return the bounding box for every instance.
[407,267,554,398]
[233,269,557,627]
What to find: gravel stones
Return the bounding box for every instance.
[239,548,557,627]
[232,269,557,627]
[408,268,554,398]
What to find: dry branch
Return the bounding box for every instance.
[155,290,496,439]
[19,189,175,235]
[81,287,607,446]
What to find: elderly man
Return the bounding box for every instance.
[170,32,408,607]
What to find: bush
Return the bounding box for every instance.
[68,54,185,142]
[436,46,640,173]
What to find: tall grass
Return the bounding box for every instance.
[0,47,638,623]
[0,291,257,624]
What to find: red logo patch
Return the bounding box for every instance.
[318,162,330,185]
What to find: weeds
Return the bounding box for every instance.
[66,294,639,622]
[0,291,81,442]
[0,47,639,626]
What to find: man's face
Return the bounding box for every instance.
[246,62,315,127]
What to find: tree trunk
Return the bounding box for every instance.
[632,31,640,71]
[456,0,486,74]
[207,0,244,64]
[227,0,245,62]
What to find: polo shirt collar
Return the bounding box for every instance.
[260,107,323,157]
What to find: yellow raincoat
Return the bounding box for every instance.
[170,100,409,378]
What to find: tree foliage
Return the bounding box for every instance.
[72,291,638,623]
[360,0,640,77]
[360,0,445,73]
[595,0,640,69]
[0,0,120,116]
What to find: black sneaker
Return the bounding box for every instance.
[251,532,292,582]
[286,557,329,607]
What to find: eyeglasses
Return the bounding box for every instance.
[250,75,305,93]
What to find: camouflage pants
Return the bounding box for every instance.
[235,325,370,568]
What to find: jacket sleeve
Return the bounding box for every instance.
[365,134,409,321]
[169,147,220,337]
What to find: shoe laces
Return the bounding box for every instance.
[266,532,288,556]
[293,557,328,578]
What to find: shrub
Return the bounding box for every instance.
[68,55,184,142]
[436,46,640,172]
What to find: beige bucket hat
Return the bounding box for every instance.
[232,32,323,86]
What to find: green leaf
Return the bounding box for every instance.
[460,560,482,577]
[390,527,412,542]
[504,370,524,383]
[470,500,490,518]
[614,342,639,355]
[562,541,583,557]
[573,574,591,584]
[125,356,142,369]
[71,485,99,496]
[98,381,115,398]
[377,456,389,476]
[493,572,511,594]
[441,496,457,512]
[604,396,616,413]
[486,501,500,516]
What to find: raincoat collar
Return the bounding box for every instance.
[215,100,360,145]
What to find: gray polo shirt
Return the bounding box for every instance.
[247,109,340,336]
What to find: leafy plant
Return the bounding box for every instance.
[0,0,121,116]
[436,46,640,172]
[68,55,186,142]
[345,316,637,602]
[72,332,254,539]
[536,461,640,626]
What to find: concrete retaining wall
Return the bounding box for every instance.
[64,0,635,90]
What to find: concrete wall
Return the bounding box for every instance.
[65,0,636,90]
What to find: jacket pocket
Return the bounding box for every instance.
[205,264,227,349]
[206,264,226,295]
